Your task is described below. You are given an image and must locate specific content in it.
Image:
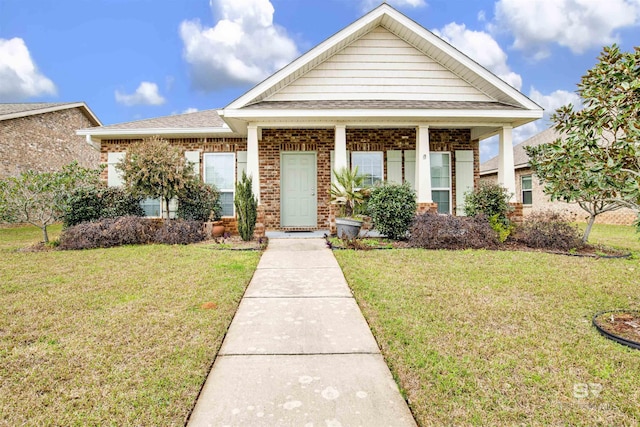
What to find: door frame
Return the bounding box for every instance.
[280,151,318,228]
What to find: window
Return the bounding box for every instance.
[204,153,235,216]
[351,152,383,187]
[522,175,533,205]
[430,152,451,214]
[141,198,162,217]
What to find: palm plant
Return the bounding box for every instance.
[330,166,366,218]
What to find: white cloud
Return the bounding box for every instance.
[493,0,640,58]
[115,82,166,106]
[180,0,299,91]
[529,87,582,113]
[0,37,56,101]
[182,107,199,114]
[434,22,522,90]
[360,0,426,11]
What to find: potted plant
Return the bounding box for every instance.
[330,166,367,238]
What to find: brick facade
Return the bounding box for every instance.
[102,128,479,233]
[481,168,638,225]
[0,107,100,178]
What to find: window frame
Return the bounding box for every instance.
[430,152,452,214]
[351,151,384,188]
[521,174,533,205]
[203,152,236,217]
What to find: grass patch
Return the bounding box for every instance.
[335,226,640,425]
[0,225,260,425]
[581,223,640,254]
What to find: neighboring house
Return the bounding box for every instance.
[78,4,543,235]
[0,102,102,178]
[480,127,637,225]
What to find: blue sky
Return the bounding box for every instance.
[1,0,639,161]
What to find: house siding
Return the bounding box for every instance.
[481,168,638,225]
[0,107,99,178]
[268,26,492,103]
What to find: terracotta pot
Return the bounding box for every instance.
[211,221,225,237]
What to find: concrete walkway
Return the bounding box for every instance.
[188,238,416,427]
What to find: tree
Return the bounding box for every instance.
[0,162,102,243]
[116,136,196,220]
[234,171,258,241]
[525,45,640,242]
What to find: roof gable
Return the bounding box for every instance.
[226,4,540,111]
[266,26,492,103]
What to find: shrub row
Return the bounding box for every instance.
[512,210,582,251]
[408,212,499,249]
[58,216,205,250]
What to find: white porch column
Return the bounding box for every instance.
[247,124,260,203]
[497,125,516,202]
[415,125,432,203]
[334,124,347,174]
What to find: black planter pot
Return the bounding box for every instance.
[335,217,363,239]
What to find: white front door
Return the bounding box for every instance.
[281,152,317,227]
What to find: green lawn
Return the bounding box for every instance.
[335,224,640,426]
[0,225,260,425]
[581,223,640,253]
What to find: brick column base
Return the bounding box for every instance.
[507,202,524,224]
[417,202,438,214]
[253,205,266,239]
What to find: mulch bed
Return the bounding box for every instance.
[593,311,640,350]
[328,236,631,258]
[196,235,268,251]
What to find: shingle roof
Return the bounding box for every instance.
[92,109,225,130]
[0,102,101,125]
[242,100,525,110]
[480,127,563,174]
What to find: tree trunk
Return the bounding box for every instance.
[583,214,596,243]
[164,198,171,220]
[41,225,49,244]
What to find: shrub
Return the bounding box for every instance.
[513,210,582,251]
[59,216,205,250]
[235,171,258,241]
[177,180,222,222]
[489,214,514,243]
[408,212,498,250]
[464,183,512,221]
[100,187,145,219]
[367,182,416,239]
[63,186,144,227]
[464,183,514,240]
[153,220,207,245]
